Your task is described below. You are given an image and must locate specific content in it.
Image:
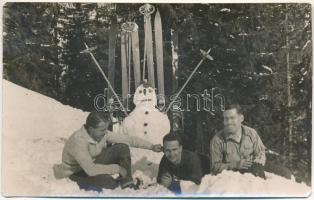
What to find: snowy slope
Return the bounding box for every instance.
[2,80,88,196]
[1,80,311,197]
[1,80,172,197]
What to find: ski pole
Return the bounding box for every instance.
[81,43,128,116]
[165,48,213,113]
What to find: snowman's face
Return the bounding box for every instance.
[133,84,157,107]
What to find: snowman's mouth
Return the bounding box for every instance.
[141,99,152,102]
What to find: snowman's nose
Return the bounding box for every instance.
[143,88,146,95]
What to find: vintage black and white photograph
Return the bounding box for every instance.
[2,2,312,197]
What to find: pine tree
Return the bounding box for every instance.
[3,3,60,98]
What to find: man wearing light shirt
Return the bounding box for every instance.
[210,104,266,179]
[53,111,162,191]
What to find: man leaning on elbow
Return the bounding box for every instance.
[157,133,207,194]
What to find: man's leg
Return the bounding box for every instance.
[69,171,118,192]
[239,162,266,179]
[95,143,133,188]
[265,160,292,179]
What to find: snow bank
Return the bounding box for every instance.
[2,80,88,196]
[181,171,310,197]
[1,80,172,197]
[1,80,311,197]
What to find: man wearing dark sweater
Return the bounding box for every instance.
[157,133,209,194]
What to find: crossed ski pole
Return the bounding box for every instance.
[165,48,213,113]
[81,42,129,117]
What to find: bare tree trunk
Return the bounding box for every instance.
[285,6,293,168]
[108,16,117,102]
[171,28,179,94]
[170,26,183,133]
[195,113,204,154]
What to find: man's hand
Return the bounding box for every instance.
[151,144,163,152]
[228,158,252,170]
[119,166,128,178]
[99,133,109,146]
[236,158,253,170]
[160,173,172,188]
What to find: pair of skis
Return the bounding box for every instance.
[119,5,165,103]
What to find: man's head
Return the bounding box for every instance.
[223,104,244,135]
[162,133,183,165]
[85,111,112,141]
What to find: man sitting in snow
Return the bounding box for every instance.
[210,104,266,179]
[157,133,210,194]
[53,111,162,192]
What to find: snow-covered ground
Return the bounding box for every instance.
[1,80,172,197]
[1,80,311,197]
[181,171,311,197]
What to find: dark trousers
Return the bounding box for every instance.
[238,162,266,179]
[69,143,133,192]
[265,160,292,179]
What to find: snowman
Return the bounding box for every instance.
[120,81,170,183]
[121,81,170,144]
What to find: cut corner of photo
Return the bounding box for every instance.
[1,0,313,199]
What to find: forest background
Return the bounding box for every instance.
[3,3,312,185]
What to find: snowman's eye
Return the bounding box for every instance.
[139,90,142,94]
[148,89,152,93]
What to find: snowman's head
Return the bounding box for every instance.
[133,82,157,107]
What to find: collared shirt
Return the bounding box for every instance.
[210,125,266,174]
[53,126,154,179]
[225,130,242,143]
[157,150,203,185]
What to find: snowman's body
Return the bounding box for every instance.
[122,105,170,145]
[121,84,170,145]
[120,83,170,183]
